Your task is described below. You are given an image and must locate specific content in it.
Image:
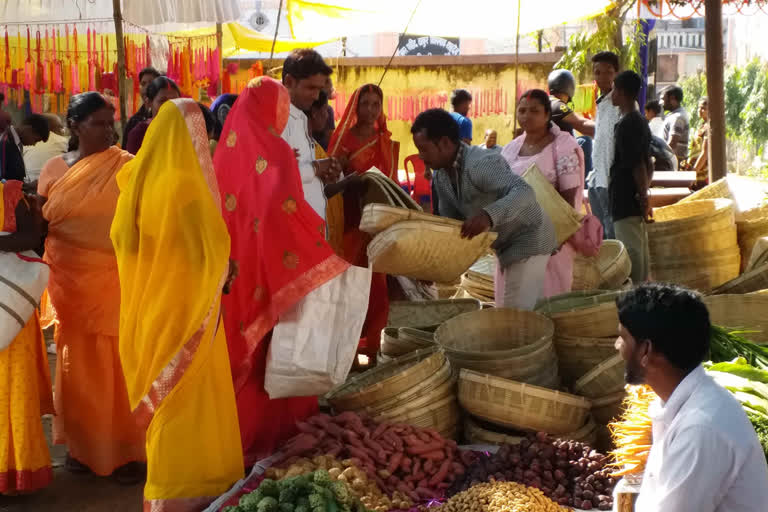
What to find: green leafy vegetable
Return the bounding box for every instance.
[709,326,768,370]
[748,413,768,463]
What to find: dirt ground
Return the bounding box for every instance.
[0,331,143,512]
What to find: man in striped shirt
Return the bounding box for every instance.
[411,108,557,310]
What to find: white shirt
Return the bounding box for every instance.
[23,132,69,181]
[648,117,666,140]
[636,366,768,512]
[589,90,621,189]
[281,103,326,221]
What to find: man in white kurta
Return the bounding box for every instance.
[615,283,768,512]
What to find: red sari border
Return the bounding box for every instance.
[143,495,217,512]
[0,465,53,493]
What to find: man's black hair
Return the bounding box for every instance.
[411,109,460,145]
[139,67,161,81]
[665,85,684,104]
[451,89,472,109]
[22,114,50,143]
[645,99,662,115]
[617,283,711,374]
[282,49,333,81]
[591,51,620,71]
[614,70,643,101]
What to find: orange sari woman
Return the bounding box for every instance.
[37,92,145,481]
[0,180,53,494]
[215,77,350,466]
[328,84,399,359]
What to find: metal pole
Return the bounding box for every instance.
[513,0,522,130]
[705,0,726,181]
[216,22,223,96]
[112,0,128,142]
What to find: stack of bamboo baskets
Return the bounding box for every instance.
[326,348,459,439]
[647,198,740,291]
[457,254,496,303]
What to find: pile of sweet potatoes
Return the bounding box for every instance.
[280,411,473,503]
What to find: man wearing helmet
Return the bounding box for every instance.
[548,69,595,137]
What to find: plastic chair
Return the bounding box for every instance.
[404,155,431,209]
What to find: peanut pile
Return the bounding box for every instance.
[432,480,570,512]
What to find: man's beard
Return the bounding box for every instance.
[624,359,646,385]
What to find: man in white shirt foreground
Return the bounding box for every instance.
[615,283,768,512]
[23,114,69,182]
[281,49,343,222]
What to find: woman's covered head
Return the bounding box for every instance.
[146,77,181,116]
[67,92,116,154]
[242,76,292,135]
[356,84,384,126]
[517,89,552,133]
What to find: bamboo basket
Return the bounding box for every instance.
[738,217,768,272]
[360,203,463,235]
[387,299,481,328]
[711,262,768,295]
[651,245,741,292]
[597,240,632,290]
[651,198,735,232]
[591,391,627,425]
[368,221,498,283]
[736,202,768,223]
[448,349,560,387]
[746,236,768,272]
[522,163,584,245]
[398,327,436,346]
[361,360,453,415]
[649,223,738,260]
[677,177,735,205]
[326,348,445,411]
[458,369,592,435]
[572,254,602,291]
[361,169,422,211]
[573,354,626,398]
[554,335,619,387]
[463,415,597,446]
[381,328,416,357]
[374,373,458,423]
[535,291,622,338]
[704,294,768,344]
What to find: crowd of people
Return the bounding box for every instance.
[0,45,719,511]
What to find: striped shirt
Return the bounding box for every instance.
[433,143,557,266]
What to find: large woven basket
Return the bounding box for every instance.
[361,169,422,211]
[651,245,741,292]
[651,198,735,231]
[448,349,560,388]
[704,294,768,344]
[362,360,453,416]
[368,221,497,282]
[458,369,592,435]
[554,335,619,387]
[597,240,632,289]
[746,236,768,272]
[373,371,457,422]
[387,299,481,328]
[463,415,597,446]
[522,163,584,245]
[572,254,602,291]
[677,177,735,205]
[535,291,622,338]
[573,354,626,398]
[360,204,463,235]
[711,262,768,295]
[591,391,626,424]
[326,348,445,411]
[649,223,738,261]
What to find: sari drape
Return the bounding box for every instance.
[41,145,146,476]
[112,98,243,511]
[215,76,350,466]
[0,180,53,493]
[328,85,400,358]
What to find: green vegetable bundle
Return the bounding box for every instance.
[709,325,768,369]
[223,470,370,512]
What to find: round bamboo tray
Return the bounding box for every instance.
[704,294,768,344]
[448,343,559,386]
[360,203,463,235]
[398,327,436,345]
[591,391,627,425]
[535,291,622,338]
[382,394,460,433]
[373,370,457,421]
[572,254,602,291]
[361,359,452,415]
[381,328,421,357]
[463,415,597,446]
[458,369,592,435]
[555,335,619,387]
[387,299,481,328]
[435,308,554,358]
[597,240,632,290]
[368,221,498,283]
[326,348,445,411]
[573,354,626,398]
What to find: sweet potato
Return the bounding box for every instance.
[412,458,421,476]
[282,433,319,459]
[451,462,465,476]
[368,439,385,453]
[423,459,435,474]
[386,452,404,474]
[406,441,444,455]
[296,422,321,435]
[416,431,432,444]
[415,487,438,500]
[371,422,388,440]
[347,445,372,462]
[308,414,332,427]
[399,457,412,472]
[422,450,446,461]
[428,460,451,487]
[344,431,364,447]
[324,422,345,440]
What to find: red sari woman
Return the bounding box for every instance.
[215,76,350,466]
[328,84,399,359]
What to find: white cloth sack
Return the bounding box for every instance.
[0,247,49,350]
[265,264,371,399]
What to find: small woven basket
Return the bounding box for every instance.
[326,348,445,411]
[360,203,463,234]
[597,240,632,290]
[368,221,497,283]
[361,360,453,415]
[535,291,622,338]
[458,369,591,435]
[554,335,619,387]
[522,163,584,245]
[573,354,626,398]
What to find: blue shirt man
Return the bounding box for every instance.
[450,89,473,144]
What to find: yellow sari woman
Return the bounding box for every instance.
[111,99,243,510]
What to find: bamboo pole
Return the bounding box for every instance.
[705,0,726,181]
[512,0,521,130]
[112,0,128,142]
[216,23,224,96]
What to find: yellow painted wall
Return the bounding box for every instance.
[229,60,554,169]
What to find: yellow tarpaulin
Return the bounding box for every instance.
[287,0,615,40]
